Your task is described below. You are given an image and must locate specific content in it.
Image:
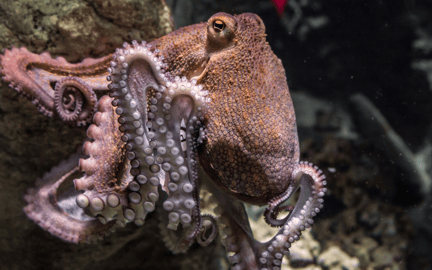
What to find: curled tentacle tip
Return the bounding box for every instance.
[54,77,97,125]
[261,161,327,269]
[197,215,218,246]
[293,161,326,185]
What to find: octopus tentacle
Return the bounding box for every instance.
[54,77,97,126]
[264,162,326,227]
[0,47,111,124]
[158,77,209,232]
[263,185,297,228]
[219,211,257,270]
[202,173,258,270]
[256,162,326,270]
[23,152,116,244]
[74,95,132,228]
[197,214,218,246]
[108,41,209,235]
[184,113,206,239]
[202,162,326,270]
[55,78,83,122]
[108,41,166,226]
[158,204,195,254]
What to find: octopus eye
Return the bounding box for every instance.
[207,13,237,50]
[213,20,225,32]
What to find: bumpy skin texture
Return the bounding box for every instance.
[154,13,299,204]
[0,12,326,270]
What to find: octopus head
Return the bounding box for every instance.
[155,13,300,205]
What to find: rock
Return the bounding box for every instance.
[317,246,360,270]
[346,236,378,267]
[289,230,321,267]
[371,246,394,269]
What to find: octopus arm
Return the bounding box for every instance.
[106,41,211,250]
[23,152,116,244]
[201,162,327,270]
[0,47,112,125]
[23,40,214,250]
[254,162,326,270]
[73,95,133,228]
[201,170,259,269]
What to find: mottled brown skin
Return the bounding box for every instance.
[153,13,299,205]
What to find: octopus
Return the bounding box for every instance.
[0,12,326,270]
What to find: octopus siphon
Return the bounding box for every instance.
[0,12,326,270]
